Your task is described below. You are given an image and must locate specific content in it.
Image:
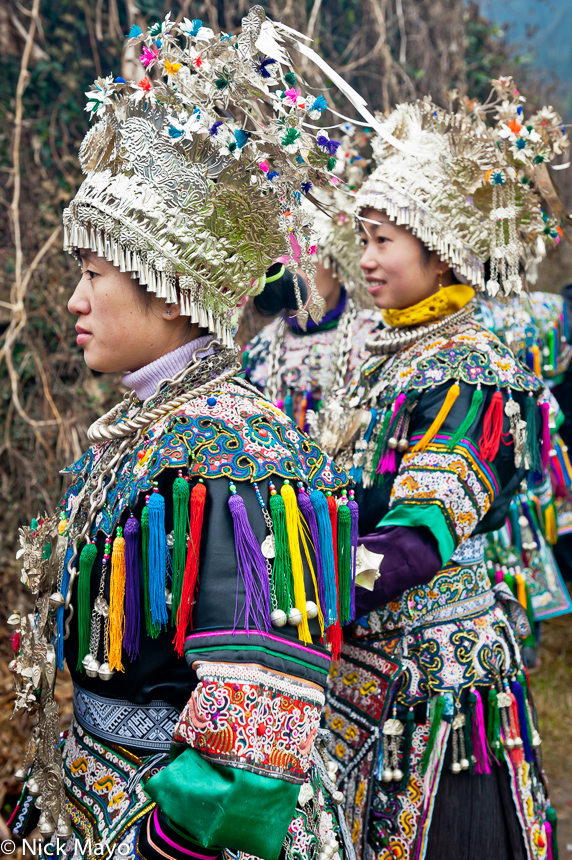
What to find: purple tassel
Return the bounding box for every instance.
[228,491,271,633]
[511,679,534,763]
[348,495,359,620]
[123,515,141,660]
[297,487,327,618]
[471,688,491,774]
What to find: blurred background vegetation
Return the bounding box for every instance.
[1,0,571,849]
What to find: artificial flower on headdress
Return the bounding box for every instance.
[356,77,570,297]
[64,6,382,341]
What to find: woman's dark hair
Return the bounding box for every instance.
[253,263,308,317]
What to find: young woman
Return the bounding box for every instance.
[318,85,566,860]
[243,170,382,428]
[8,11,359,860]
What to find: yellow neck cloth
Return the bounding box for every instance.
[381,283,475,328]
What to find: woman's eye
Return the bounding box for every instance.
[82,269,98,279]
[377,236,388,245]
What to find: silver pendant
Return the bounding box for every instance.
[261,535,276,559]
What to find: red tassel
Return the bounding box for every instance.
[479,390,504,461]
[174,480,207,657]
[508,692,524,765]
[327,494,342,661]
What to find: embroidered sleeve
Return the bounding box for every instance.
[384,439,498,562]
[145,663,323,857]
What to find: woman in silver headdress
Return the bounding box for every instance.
[318,81,567,860]
[8,10,365,860]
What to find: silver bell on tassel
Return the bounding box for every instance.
[27,777,41,797]
[270,609,287,628]
[48,592,66,609]
[56,812,73,840]
[38,812,56,839]
[287,607,303,626]
[98,662,114,681]
[305,601,319,620]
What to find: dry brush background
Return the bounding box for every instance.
[1,0,571,850]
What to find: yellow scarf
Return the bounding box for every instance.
[381,283,475,328]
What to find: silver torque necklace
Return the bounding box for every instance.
[366,302,475,355]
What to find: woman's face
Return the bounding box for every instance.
[359,208,451,310]
[68,250,191,373]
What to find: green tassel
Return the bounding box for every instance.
[141,505,160,639]
[525,394,542,473]
[337,502,352,625]
[171,476,190,622]
[448,386,483,449]
[523,582,536,647]
[399,708,416,791]
[503,570,516,596]
[546,806,559,860]
[76,543,98,671]
[487,687,502,756]
[421,695,446,775]
[269,491,294,612]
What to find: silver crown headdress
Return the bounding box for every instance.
[356,78,570,297]
[64,6,414,342]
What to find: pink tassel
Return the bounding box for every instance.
[540,401,551,469]
[495,568,504,585]
[545,822,553,860]
[471,688,491,774]
[379,448,397,473]
[377,393,407,475]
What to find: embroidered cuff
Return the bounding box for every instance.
[172,661,324,782]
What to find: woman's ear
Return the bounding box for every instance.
[162,303,181,320]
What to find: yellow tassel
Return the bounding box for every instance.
[411,383,461,453]
[531,344,541,377]
[281,483,312,644]
[515,572,527,611]
[108,528,126,671]
[298,515,325,638]
[544,503,558,545]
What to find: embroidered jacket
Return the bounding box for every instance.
[243,296,381,425]
[12,375,356,860]
[318,313,553,860]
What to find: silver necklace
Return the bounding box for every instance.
[366,302,475,355]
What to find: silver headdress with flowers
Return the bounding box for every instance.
[64,6,414,342]
[305,124,373,305]
[356,77,570,296]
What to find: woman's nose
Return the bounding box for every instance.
[360,244,378,271]
[68,276,91,316]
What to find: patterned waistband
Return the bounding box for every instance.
[73,685,179,751]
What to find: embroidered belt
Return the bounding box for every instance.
[413,587,495,629]
[73,685,179,751]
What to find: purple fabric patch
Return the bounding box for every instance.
[354,525,441,617]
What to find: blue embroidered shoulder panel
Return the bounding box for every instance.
[61,381,348,535]
[354,320,543,408]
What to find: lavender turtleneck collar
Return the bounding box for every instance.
[121,335,216,401]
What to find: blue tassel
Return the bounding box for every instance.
[511,679,534,763]
[309,490,337,625]
[284,389,294,420]
[148,490,169,627]
[56,547,74,671]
